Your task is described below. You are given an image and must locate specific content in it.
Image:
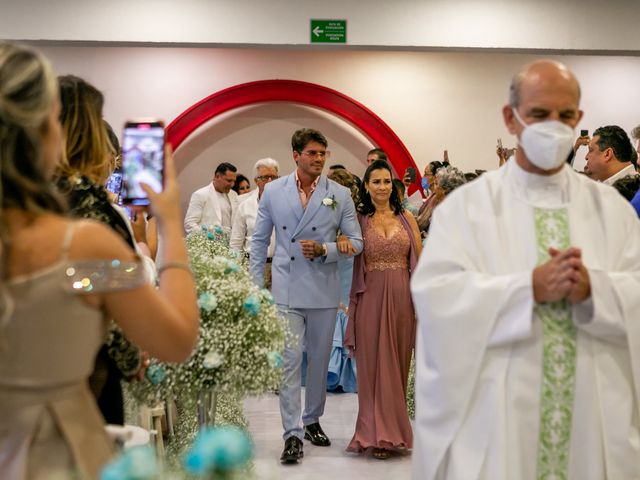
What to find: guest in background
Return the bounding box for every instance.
[326,168,360,393]
[345,159,421,460]
[612,174,640,202]
[584,125,637,184]
[464,171,478,182]
[366,148,387,165]
[0,42,198,479]
[632,124,640,158]
[329,163,347,171]
[393,178,419,216]
[416,160,448,235]
[417,165,466,237]
[184,162,238,234]
[233,173,251,195]
[230,157,279,287]
[56,75,148,425]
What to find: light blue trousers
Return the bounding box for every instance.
[277,305,337,441]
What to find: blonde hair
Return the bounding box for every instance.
[0,43,64,213]
[57,75,113,184]
[0,42,66,321]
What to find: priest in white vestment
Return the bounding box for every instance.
[411,60,640,480]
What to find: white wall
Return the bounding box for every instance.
[176,104,372,217]
[34,45,640,212]
[3,0,640,51]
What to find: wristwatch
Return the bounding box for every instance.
[321,243,328,257]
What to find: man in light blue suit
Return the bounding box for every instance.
[250,128,363,464]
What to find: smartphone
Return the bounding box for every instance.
[580,129,589,137]
[405,167,417,182]
[105,168,123,199]
[123,205,135,220]
[121,119,165,205]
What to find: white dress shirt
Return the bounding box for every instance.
[229,189,275,257]
[183,183,238,234]
[603,163,638,186]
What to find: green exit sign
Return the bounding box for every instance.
[310,20,347,44]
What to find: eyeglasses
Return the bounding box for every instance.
[256,175,279,181]
[299,150,331,159]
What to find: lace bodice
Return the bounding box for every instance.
[363,218,410,272]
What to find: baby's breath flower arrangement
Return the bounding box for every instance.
[127,226,285,459]
[407,352,416,419]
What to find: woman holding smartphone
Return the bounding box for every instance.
[55,75,156,425]
[0,43,199,479]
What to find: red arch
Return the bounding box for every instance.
[166,79,421,194]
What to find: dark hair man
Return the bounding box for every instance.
[584,125,637,184]
[250,128,363,465]
[184,161,238,234]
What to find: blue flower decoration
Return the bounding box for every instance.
[201,224,209,232]
[243,294,261,316]
[267,351,283,369]
[146,364,166,385]
[224,260,240,274]
[207,232,215,240]
[198,292,218,313]
[214,225,224,235]
[260,288,274,305]
[100,446,158,480]
[184,426,252,475]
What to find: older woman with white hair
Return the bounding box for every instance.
[419,165,466,237]
[230,157,280,287]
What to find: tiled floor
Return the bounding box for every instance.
[244,391,413,480]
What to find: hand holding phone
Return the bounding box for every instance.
[580,129,589,137]
[405,167,417,183]
[121,119,165,206]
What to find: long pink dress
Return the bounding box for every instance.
[345,213,416,453]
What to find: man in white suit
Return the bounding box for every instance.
[250,128,363,464]
[184,162,238,234]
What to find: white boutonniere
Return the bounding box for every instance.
[322,195,338,210]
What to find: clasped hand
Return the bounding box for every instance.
[299,240,324,259]
[532,247,591,304]
[299,236,356,259]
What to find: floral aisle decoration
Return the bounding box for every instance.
[406,351,416,419]
[127,227,286,459]
[101,426,253,480]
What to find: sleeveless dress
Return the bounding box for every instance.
[58,175,143,425]
[0,225,115,480]
[346,215,416,452]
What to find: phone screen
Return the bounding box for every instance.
[406,167,416,182]
[105,168,123,199]
[121,121,165,205]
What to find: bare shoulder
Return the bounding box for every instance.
[69,219,137,262]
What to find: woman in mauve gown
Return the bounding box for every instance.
[345,159,422,459]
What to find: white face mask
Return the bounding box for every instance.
[512,108,574,171]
